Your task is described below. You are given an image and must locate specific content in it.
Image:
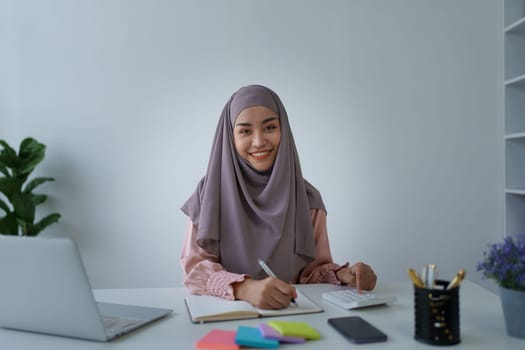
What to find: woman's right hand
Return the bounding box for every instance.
[233,277,297,310]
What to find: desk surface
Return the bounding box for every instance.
[1,281,523,349]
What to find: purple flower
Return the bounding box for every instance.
[477,234,525,291]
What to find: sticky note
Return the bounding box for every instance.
[258,323,306,343]
[267,321,321,340]
[235,326,279,348]
[195,329,239,350]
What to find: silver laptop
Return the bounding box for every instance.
[0,236,172,341]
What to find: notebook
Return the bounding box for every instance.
[0,236,172,341]
[185,289,323,323]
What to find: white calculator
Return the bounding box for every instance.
[322,288,396,309]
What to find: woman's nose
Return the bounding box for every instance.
[252,131,266,147]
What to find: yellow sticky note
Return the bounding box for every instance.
[267,321,321,340]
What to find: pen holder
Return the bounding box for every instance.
[414,280,460,346]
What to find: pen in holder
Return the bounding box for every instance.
[414,280,460,346]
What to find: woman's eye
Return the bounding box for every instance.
[239,129,250,135]
[265,124,277,132]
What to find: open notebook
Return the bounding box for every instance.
[185,289,323,323]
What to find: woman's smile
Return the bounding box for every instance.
[233,106,281,172]
[250,150,272,160]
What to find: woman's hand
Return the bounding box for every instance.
[232,277,297,309]
[336,262,377,291]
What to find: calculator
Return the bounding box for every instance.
[322,288,396,309]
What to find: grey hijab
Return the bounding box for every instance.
[181,85,325,282]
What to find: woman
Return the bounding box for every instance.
[180,85,376,309]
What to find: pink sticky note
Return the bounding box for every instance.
[258,323,306,344]
[196,329,240,350]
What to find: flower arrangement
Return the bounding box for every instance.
[477,234,525,291]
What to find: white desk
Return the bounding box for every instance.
[1,281,523,349]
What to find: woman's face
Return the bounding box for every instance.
[233,105,281,172]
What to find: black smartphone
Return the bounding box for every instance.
[328,316,387,344]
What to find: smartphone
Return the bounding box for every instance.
[328,316,387,344]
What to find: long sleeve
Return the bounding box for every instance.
[180,208,345,299]
[179,220,247,300]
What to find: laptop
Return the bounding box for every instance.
[0,236,172,341]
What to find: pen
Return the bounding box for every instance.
[446,269,466,290]
[420,264,437,289]
[257,259,298,306]
[407,268,425,288]
[427,264,437,289]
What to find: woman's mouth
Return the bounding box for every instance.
[250,150,271,161]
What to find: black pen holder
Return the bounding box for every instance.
[414,280,460,346]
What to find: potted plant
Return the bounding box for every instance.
[477,234,525,339]
[0,137,61,236]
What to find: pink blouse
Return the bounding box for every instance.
[179,208,344,300]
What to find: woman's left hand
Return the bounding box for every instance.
[335,262,377,291]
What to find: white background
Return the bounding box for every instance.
[1,0,502,290]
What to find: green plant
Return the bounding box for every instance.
[0,137,61,236]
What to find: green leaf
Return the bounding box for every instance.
[0,177,23,201]
[0,138,59,236]
[31,193,47,206]
[0,140,16,153]
[0,165,9,177]
[24,177,55,193]
[0,198,11,213]
[0,140,15,153]
[18,138,45,176]
[0,140,23,170]
[27,213,61,236]
[0,213,18,235]
[0,139,16,157]
[12,192,35,222]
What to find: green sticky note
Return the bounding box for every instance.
[267,321,321,340]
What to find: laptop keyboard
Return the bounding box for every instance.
[322,288,396,309]
[102,315,142,332]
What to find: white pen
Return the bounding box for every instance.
[427,264,437,290]
[257,259,297,306]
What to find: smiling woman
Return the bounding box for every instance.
[233,106,281,172]
[179,85,376,310]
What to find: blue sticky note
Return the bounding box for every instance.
[235,326,279,348]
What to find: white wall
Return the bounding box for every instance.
[1,0,502,290]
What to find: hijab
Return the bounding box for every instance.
[181,85,325,282]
